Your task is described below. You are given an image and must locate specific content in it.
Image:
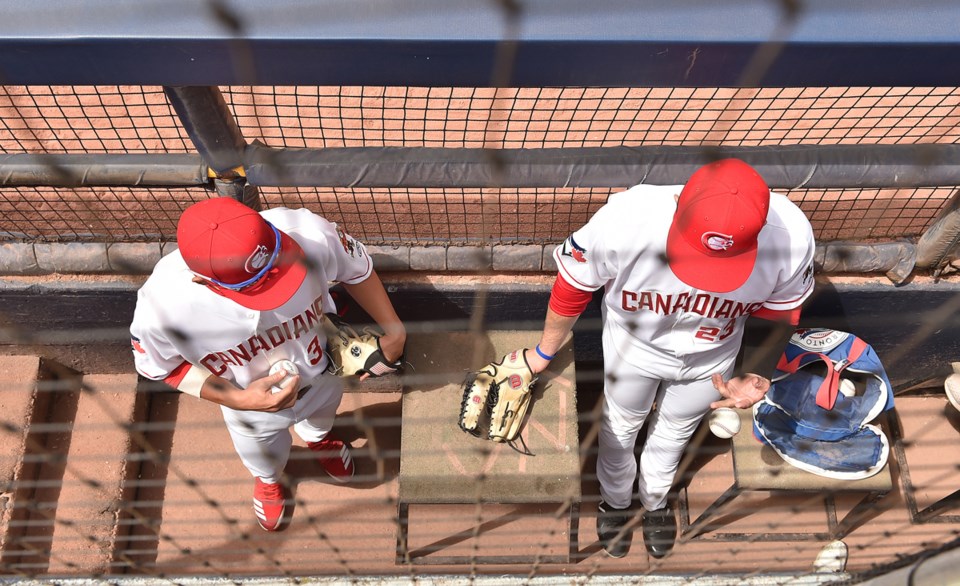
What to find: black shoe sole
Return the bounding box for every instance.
[603,541,631,558]
[645,546,671,559]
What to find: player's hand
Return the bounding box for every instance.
[359,330,406,381]
[523,348,551,374]
[378,330,407,365]
[245,370,300,411]
[710,373,770,409]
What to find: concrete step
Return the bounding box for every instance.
[0,357,83,574]
[110,380,178,574]
[0,355,43,566]
[46,373,139,576]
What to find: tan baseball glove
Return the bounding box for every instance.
[459,349,537,444]
[322,313,403,377]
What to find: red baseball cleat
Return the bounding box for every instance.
[253,478,287,531]
[307,435,355,482]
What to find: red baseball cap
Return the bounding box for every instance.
[177,198,307,310]
[666,159,770,293]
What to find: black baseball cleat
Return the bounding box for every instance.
[641,504,677,559]
[596,500,632,558]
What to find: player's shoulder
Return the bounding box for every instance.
[140,251,192,293]
[610,183,682,204]
[144,249,188,282]
[599,184,680,220]
[262,206,338,244]
[137,250,249,323]
[262,206,330,231]
[136,251,197,314]
[767,191,812,232]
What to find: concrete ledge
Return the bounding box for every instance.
[0,241,923,285]
[446,246,493,271]
[493,244,544,272]
[409,246,446,271]
[35,243,110,273]
[368,245,410,271]
[0,243,39,274]
[107,243,163,273]
[542,247,558,272]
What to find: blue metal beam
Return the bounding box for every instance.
[1,0,958,86]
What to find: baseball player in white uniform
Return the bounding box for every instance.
[130,198,406,532]
[522,159,815,558]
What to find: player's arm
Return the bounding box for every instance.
[525,273,593,373]
[198,371,299,412]
[742,306,802,377]
[163,361,299,412]
[341,269,406,362]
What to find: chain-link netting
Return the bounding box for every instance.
[2,85,959,244]
[0,6,959,583]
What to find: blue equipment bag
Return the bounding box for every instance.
[753,328,894,480]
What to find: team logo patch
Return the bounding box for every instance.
[701,231,734,252]
[337,227,362,258]
[244,245,271,274]
[791,328,849,352]
[803,262,814,285]
[561,236,588,263]
[131,335,146,354]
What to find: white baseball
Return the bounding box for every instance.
[708,407,741,439]
[268,360,299,394]
[839,378,856,398]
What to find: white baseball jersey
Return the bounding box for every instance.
[554,184,815,381]
[130,207,372,389]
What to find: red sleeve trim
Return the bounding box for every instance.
[341,253,373,284]
[753,306,802,325]
[762,279,814,308]
[163,360,192,388]
[549,273,593,317]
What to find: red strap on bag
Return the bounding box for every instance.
[775,337,869,410]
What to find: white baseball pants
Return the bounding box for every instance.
[596,335,731,511]
[221,374,345,483]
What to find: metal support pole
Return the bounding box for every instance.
[164,86,261,209]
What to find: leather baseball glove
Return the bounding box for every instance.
[322,313,403,377]
[459,349,537,444]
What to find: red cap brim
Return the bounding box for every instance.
[666,221,758,293]
[215,229,307,311]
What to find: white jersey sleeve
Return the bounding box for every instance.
[757,192,816,312]
[553,193,636,292]
[130,297,184,381]
[263,208,372,286]
[129,253,212,381]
